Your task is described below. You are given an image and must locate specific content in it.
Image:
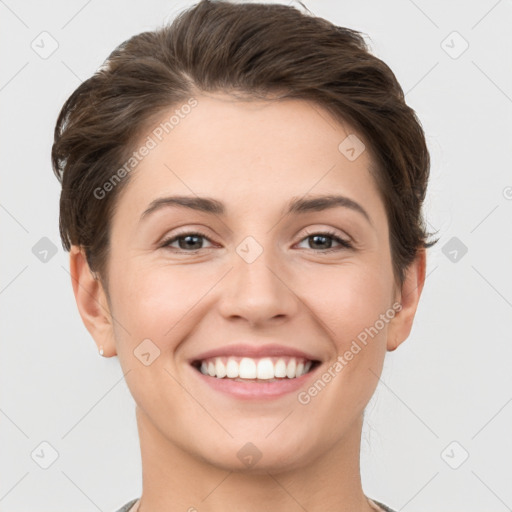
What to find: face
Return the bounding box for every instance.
[76,92,420,473]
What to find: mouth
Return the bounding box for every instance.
[191,356,322,383]
[187,344,323,399]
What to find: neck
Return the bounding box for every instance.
[134,407,374,512]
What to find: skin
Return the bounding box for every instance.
[70,92,426,512]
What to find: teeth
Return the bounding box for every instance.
[215,358,227,378]
[256,358,274,379]
[226,359,239,378]
[274,358,287,378]
[239,357,257,379]
[197,356,315,380]
[286,358,296,379]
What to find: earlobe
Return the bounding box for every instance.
[69,246,117,357]
[387,249,427,352]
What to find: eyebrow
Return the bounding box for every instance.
[140,194,372,226]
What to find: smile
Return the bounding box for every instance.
[193,356,319,381]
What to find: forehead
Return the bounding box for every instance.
[115,92,385,224]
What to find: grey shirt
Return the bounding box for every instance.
[115,498,138,512]
[114,497,398,512]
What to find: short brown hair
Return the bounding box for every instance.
[52,0,437,290]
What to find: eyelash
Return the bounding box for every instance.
[159,229,353,254]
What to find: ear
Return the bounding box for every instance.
[69,245,117,357]
[387,248,427,352]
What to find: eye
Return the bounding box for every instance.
[296,229,353,253]
[160,230,214,252]
[160,229,353,253]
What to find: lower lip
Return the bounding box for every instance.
[190,364,320,400]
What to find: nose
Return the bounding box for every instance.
[217,241,299,327]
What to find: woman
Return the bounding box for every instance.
[52,1,437,511]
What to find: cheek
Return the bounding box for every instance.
[311,262,394,353]
[109,261,197,351]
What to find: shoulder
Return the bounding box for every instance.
[113,498,139,512]
[371,498,398,512]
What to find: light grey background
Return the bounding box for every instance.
[1,1,511,511]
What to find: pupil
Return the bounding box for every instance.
[181,235,201,250]
[177,234,333,251]
[311,235,330,249]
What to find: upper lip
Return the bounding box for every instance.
[189,344,322,363]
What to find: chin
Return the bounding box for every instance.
[191,435,316,475]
